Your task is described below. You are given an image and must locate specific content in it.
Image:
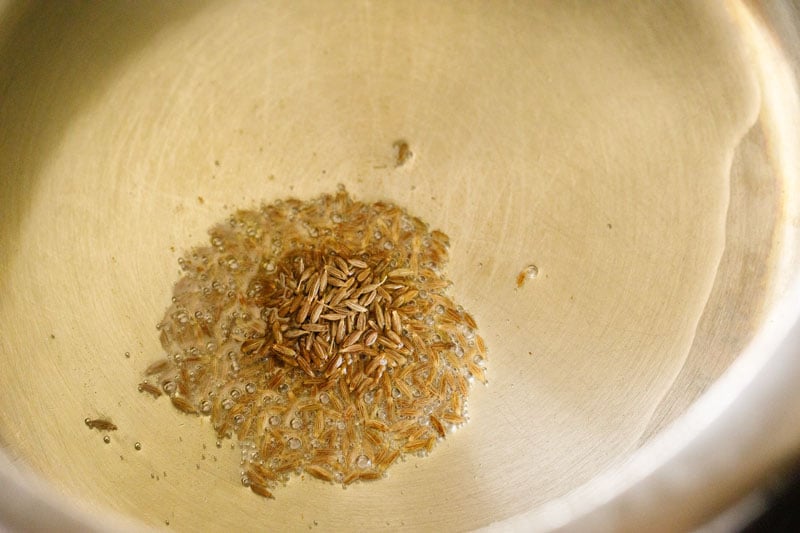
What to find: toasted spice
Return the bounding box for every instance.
[145,188,486,498]
[84,418,117,431]
[516,264,539,288]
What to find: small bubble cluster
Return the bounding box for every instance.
[142,189,487,498]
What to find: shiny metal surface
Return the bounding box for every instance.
[0,1,797,531]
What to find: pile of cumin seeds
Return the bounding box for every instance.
[141,188,487,498]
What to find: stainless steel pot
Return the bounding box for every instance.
[1,1,798,531]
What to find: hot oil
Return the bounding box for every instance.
[0,1,761,530]
[144,189,486,497]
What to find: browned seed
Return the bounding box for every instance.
[348,371,365,392]
[376,449,400,468]
[411,372,429,392]
[380,371,393,398]
[323,354,343,377]
[170,396,198,414]
[455,331,469,350]
[476,335,487,358]
[376,286,392,304]
[364,429,383,448]
[397,407,420,418]
[318,265,328,291]
[301,323,328,333]
[296,298,311,323]
[436,375,449,397]
[313,409,325,437]
[430,416,446,437]
[84,418,118,431]
[338,377,351,404]
[312,340,328,363]
[321,285,334,305]
[307,274,321,300]
[363,330,379,347]
[406,425,429,441]
[328,288,344,307]
[284,328,308,338]
[327,276,347,288]
[397,364,414,381]
[345,300,368,313]
[365,355,384,376]
[387,267,415,278]
[334,256,350,275]
[294,399,316,411]
[248,464,278,484]
[365,420,388,435]
[338,344,364,354]
[354,376,375,396]
[288,293,304,314]
[241,337,265,354]
[250,482,275,499]
[335,319,347,344]
[145,359,170,376]
[271,320,284,344]
[444,307,461,323]
[267,371,284,390]
[341,329,365,348]
[340,428,351,453]
[431,229,450,246]
[272,344,297,357]
[296,356,315,377]
[468,361,487,384]
[138,381,162,398]
[310,301,324,323]
[409,332,425,351]
[313,447,337,461]
[318,428,337,448]
[320,312,346,321]
[356,268,372,283]
[444,349,461,368]
[360,290,377,308]
[274,459,301,475]
[455,374,469,397]
[441,412,466,425]
[327,390,344,411]
[357,471,383,481]
[329,320,338,343]
[303,334,313,354]
[375,303,386,330]
[347,258,368,269]
[463,312,478,330]
[445,370,459,393]
[390,310,403,336]
[393,289,419,308]
[356,282,383,296]
[278,351,300,367]
[385,330,404,348]
[402,439,428,453]
[343,471,360,485]
[375,335,394,351]
[298,265,314,284]
[305,464,334,482]
[328,266,348,280]
[355,311,367,331]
